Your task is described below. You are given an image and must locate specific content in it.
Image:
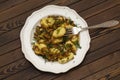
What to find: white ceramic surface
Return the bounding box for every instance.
[20,5,91,73]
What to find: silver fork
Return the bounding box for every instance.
[65,20,119,35]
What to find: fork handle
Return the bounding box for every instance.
[82,20,119,31]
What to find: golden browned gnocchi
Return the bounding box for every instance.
[33,43,47,55]
[40,17,55,28]
[52,38,63,44]
[50,48,60,54]
[65,40,77,53]
[52,27,66,38]
[32,15,81,64]
[58,52,74,64]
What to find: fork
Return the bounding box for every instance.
[65,20,119,35]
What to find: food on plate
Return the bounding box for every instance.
[32,15,81,64]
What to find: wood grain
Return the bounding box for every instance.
[69,0,107,13]
[4,67,42,80]
[0,0,81,36]
[80,0,120,20]
[0,0,27,12]
[46,50,120,80]
[0,0,80,24]
[97,65,120,80]
[0,0,120,80]
[0,0,119,48]
[82,60,120,80]
[0,49,23,68]
[0,0,106,35]
[86,4,120,26]
[0,0,7,4]
[109,75,120,80]
[0,58,31,79]
[0,27,119,72]
[0,39,20,56]
[1,35,120,80]
[0,0,52,23]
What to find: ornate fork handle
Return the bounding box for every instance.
[79,20,119,32]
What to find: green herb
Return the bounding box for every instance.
[74,41,81,49]
[55,20,64,26]
[47,44,53,48]
[41,55,47,59]
[58,45,64,54]
[74,24,78,27]
[65,44,72,49]
[61,50,64,54]
[68,19,73,24]
[56,29,60,34]
[63,36,69,43]
[31,42,35,45]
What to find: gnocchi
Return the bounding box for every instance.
[58,52,74,64]
[65,40,77,53]
[32,15,81,64]
[52,27,66,38]
[52,38,63,44]
[40,17,55,28]
[50,48,60,54]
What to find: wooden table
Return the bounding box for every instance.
[0,0,120,80]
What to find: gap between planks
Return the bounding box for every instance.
[0,1,119,37]
[1,39,120,79]
[0,0,118,47]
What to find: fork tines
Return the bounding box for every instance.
[64,28,73,36]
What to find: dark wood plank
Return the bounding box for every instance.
[82,39,120,66]
[0,0,8,4]
[0,0,79,35]
[0,49,23,68]
[0,0,119,49]
[80,0,120,35]
[0,24,119,55]
[0,39,20,56]
[86,4,120,26]
[89,28,120,53]
[109,75,120,80]
[90,21,120,39]
[0,0,81,51]
[4,67,55,80]
[82,62,120,80]
[0,0,105,35]
[4,59,91,80]
[78,0,120,35]
[0,0,79,24]
[86,16,120,38]
[69,0,107,13]
[0,27,20,47]
[0,16,120,80]
[4,67,42,80]
[53,0,80,6]
[0,0,27,12]
[30,73,57,80]
[0,12,27,35]
[1,32,119,79]
[0,58,31,80]
[32,50,120,80]
[2,35,120,79]
[0,0,53,23]
[80,0,120,20]
[0,0,120,79]
[0,0,113,52]
[0,27,119,70]
[0,0,118,66]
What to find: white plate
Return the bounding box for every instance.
[20,5,91,73]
